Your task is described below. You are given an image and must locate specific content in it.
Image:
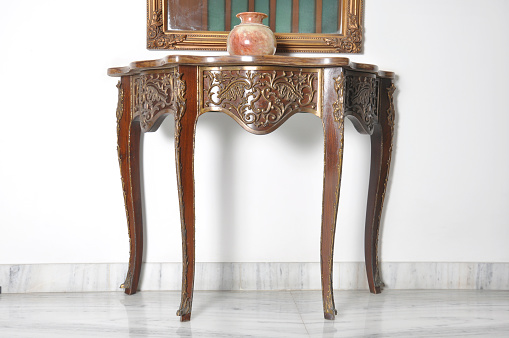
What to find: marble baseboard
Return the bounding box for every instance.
[1,262,508,294]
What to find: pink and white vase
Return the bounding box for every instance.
[227,12,277,56]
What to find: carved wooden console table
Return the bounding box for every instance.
[108,55,395,321]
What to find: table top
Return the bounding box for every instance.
[107,55,394,78]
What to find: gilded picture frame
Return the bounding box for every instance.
[147,0,364,53]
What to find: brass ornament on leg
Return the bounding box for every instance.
[387,83,396,130]
[119,269,134,290]
[332,72,345,127]
[116,80,124,125]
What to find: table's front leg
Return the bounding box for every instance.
[320,68,346,320]
[364,78,395,294]
[174,65,198,322]
[116,78,144,295]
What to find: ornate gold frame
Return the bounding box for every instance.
[147,0,363,53]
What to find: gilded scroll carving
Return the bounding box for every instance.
[387,83,396,131]
[177,291,192,317]
[133,70,186,133]
[324,291,338,317]
[147,7,187,49]
[332,73,346,129]
[345,76,378,134]
[176,202,191,317]
[120,270,134,290]
[116,81,124,126]
[203,69,318,133]
[323,12,362,53]
[331,72,346,228]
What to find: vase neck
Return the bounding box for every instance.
[237,12,267,25]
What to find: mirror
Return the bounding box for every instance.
[147,0,363,53]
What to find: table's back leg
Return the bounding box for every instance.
[364,78,396,294]
[116,78,144,295]
[174,66,198,322]
[320,69,346,320]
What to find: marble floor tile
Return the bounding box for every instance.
[292,290,509,337]
[0,290,508,337]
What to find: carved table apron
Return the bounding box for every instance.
[108,55,395,321]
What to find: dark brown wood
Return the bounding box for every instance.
[316,0,323,33]
[225,0,232,31]
[174,65,199,322]
[107,55,352,77]
[269,0,277,32]
[117,77,144,295]
[364,77,395,294]
[248,0,255,12]
[350,62,378,72]
[320,68,345,320]
[292,0,299,33]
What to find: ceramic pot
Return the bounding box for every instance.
[227,12,276,56]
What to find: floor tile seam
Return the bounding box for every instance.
[290,291,311,337]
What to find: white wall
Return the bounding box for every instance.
[1,0,508,265]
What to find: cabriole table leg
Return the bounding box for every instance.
[116,77,144,295]
[364,78,395,294]
[320,68,346,320]
[174,66,198,322]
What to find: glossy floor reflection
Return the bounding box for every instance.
[0,290,508,337]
